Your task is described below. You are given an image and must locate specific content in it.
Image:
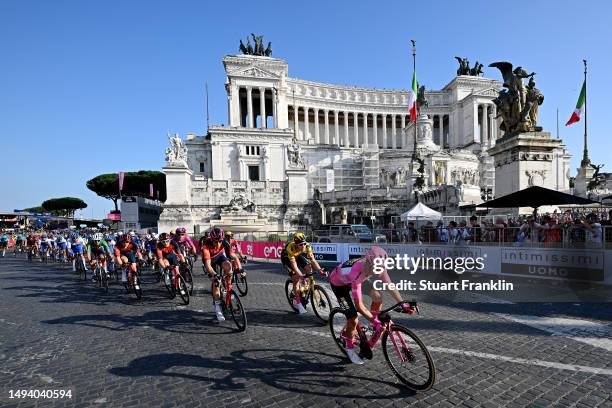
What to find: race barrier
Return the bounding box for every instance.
[237,240,612,285]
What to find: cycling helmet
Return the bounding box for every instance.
[145,234,151,240]
[41,233,47,238]
[158,232,170,242]
[225,231,233,238]
[293,232,307,244]
[104,235,112,241]
[176,227,186,234]
[365,246,388,263]
[117,231,124,237]
[92,233,103,241]
[151,232,158,239]
[129,231,136,237]
[210,227,224,241]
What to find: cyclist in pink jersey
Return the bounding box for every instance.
[174,227,197,261]
[329,246,414,365]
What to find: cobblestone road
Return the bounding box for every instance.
[1,256,611,407]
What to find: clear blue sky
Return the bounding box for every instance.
[2,0,610,218]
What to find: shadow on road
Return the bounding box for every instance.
[109,349,416,399]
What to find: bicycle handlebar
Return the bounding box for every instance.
[379,301,419,316]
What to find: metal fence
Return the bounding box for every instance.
[233,226,612,249]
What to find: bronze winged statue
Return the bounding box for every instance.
[489,61,543,135]
[239,39,247,54]
[417,85,428,109]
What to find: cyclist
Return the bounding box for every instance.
[329,246,414,365]
[0,231,9,257]
[201,227,242,321]
[174,227,198,263]
[38,233,53,260]
[56,233,68,261]
[70,232,88,272]
[155,232,182,284]
[225,231,245,260]
[87,233,112,282]
[281,232,326,314]
[114,234,143,284]
[14,232,26,255]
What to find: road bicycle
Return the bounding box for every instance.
[329,301,435,391]
[161,263,190,305]
[285,270,332,323]
[121,263,143,300]
[91,260,109,293]
[212,264,247,331]
[75,254,87,280]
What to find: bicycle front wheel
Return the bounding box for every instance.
[176,274,190,305]
[234,271,248,297]
[328,308,349,357]
[100,267,108,293]
[284,278,299,312]
[133,273,143,300]
[382,324,436,391]
[228,289,247,332]
[311,285,332,324]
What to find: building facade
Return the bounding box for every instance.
[159,52,572,232]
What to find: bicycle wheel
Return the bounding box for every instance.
[329,308,349,357]
[181,265,194,296]
[176,274,189,305]
[284,278,299,312]
[163,270,175,298]
[99,267,109,293]
[234,271,248,297]
[311,285,332,323]
[228,289,247,331]
[382,324,436,391]
[133,272,143,300]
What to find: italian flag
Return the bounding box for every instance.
[565,80,585,126]
[408,68,418,123]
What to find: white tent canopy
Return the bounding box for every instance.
[400,202,442,222]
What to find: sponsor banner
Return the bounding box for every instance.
[501,248,605,282]
[238,241,284,259]
[311,243,338,262]
[107,212,121,221]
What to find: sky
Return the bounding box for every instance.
[1,0,611,218]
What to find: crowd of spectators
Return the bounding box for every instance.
[383,209,612,247]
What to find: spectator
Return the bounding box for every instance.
[421,221,435,243]
[404,222,418,243]
[468,215,481,243]
[601,209,612,246]
[583,213,603,247]
[447,221,460,243]
[436,221,449,244]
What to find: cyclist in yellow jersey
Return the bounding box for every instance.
[281,232,326,314]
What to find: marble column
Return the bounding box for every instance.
[272,88,278,128]
[258,87,266,128]
[293,103,299,137]
[314,108,320,144]
[473,103,479,142]
[303,107,309,141]
[324,109,330,144]
[400,115,406,149]
[439,114,444,146]
[246,86,254,128]
[391,114,397,149]
[481,104,489,147]
[343,111,350,147]
[489,106,497,146]
[382,114,387,149]
[373,114,378,148]
[334,110,340,146]
[353,112,359,147]
[362,113,368,147]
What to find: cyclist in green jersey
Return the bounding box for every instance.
[87,233,112,281]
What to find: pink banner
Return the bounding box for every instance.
[119,172,125,191]
[237,241,284,259]
[149,183,154,197]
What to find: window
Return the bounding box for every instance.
[199,162,205,173]
[248,165,260,181]
[245,145,261,156]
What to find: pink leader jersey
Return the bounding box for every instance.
[330,258,392,303]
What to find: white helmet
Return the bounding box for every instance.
[129,231,136,237]
[93,233,103,241]
[117,231,124,236]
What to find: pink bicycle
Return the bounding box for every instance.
[329,301,436,391]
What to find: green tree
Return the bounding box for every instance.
[41,197,87,218]
[23,206,46,213]
[86,171,166,212]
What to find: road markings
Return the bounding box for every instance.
[493,313,612,352]
[263,326,612,376]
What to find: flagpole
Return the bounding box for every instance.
[205,81,210,134]
[581,59,589,166]
[411,40,417,160]
[556,108,559,139]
